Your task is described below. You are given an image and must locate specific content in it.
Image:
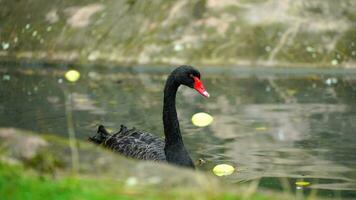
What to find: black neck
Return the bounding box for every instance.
[163,75,182,146]
[162,74,194,168]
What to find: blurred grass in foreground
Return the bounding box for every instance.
[0,162,278,200]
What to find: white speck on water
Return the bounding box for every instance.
[3,74,11,81]
[14,37,18,43]
[325,77,337,86]
[32,31,38,37]
[352,51,356,56]
[125,177,138,186]
[336,54,341,59]
[58,78,63,84]
[25,24,31,29]
[277,130,285,141]
[174,44,183,52]
[40,39,44,44]
[88,71,98,79]
[296,186,303,190]
[2,42,10,50]
[34,86,38,92]
[27,91,32,96]
[265,86,271,92]
[312,83,317,88]
[46,26,52,32]
[306,46,314,52]
[331,59,338,66]
[265,46,271,52]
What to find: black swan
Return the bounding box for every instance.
[89,66,209,168]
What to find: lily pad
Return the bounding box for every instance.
[212,164,235,177]
[65,70,80,82]
[295,181,310,186]
[191,112,213,127]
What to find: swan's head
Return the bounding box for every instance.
[173,65,210,98]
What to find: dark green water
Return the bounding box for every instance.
[1,64,356,199]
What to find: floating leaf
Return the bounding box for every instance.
[286,89,297,96]
[255,126,267,131]
[213,164,235,176]
[191,112,213,127]
[295,181,310,186]
[65,70,80,82]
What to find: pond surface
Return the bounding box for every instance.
[1,63,356,199]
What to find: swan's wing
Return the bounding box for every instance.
[113,125,164,147]
[95,125,166,161]
[105,135,166,161]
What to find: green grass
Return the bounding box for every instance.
[0,164,132,200]
[0,163,245,200]
[0,162,286,200]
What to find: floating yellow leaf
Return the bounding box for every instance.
[213,164,235,176]
[65,70,80,82]
[255,126,267,131]
[191,112,213,127]
[295,181,310,186]
[286,89,297,96]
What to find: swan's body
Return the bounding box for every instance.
[93,125,166,161]
[89,66,209,168]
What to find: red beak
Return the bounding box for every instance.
[192,76,210,98]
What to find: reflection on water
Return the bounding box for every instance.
[1,64,356,198]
